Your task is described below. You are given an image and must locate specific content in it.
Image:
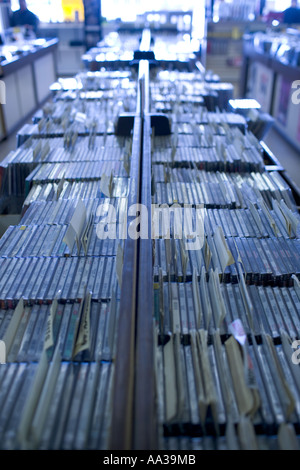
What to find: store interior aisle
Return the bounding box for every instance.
[0,133,18,163]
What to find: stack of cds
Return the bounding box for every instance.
[12,222,121,258]
[22,181,128,208]
[0,360,115,450]
[25,161,128,185]
[154,277,300,338]
[51,70,136,91]
[76,70,137,90]
[0,54,300,450]
[20,197,127,226]
[151,205,300,239]
[156,329,300,450]
[152,147,264,172]
[153,237,300,285]
[169,111,246,132]
[10,137,131,163]
[0,133,132,197]
[15,89,136,141]
[152,169,296,210]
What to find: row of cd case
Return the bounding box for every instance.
[20,197,127,226]
[0,74,134,450]
[152,205,300,240]
[0,292,119,363]
[152,130,260,150]
[160,428,300,450]
[1,154,130,197]
[153,236,300,285]
[0,69,136,451]
[2,216,297,290]
[152,146,264,173]
[0,360,114,450]
[158,110,246,127]
[22,171,293,212]
[0,255,117,308]
[26,161,128,185]
[19,135,131,150]
[56,89,137,101]
[150,72,300,447]
[3,143,128,165]
[0,67,298,450]
[49,85,135,109]
[17,121,115,139]
[38,99,131,127]
[0,223,122,259]
[152,167,296,210]
[154,278,300,339]
[1,323,298,447]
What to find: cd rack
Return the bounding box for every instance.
[135,60,300,450]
